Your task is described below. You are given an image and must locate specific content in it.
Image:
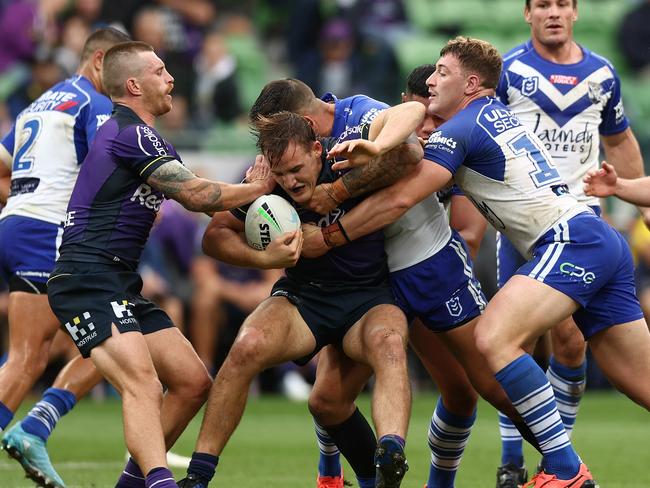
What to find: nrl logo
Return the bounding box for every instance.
[521,76,539,97]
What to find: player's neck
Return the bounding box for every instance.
[459,89,494,113]
[77,64,101,93]
[312,99,335,136]
[532,37,583,64]
[113,99,155,126]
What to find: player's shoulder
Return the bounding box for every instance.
[580,45,619,74]
[502,41,535,69]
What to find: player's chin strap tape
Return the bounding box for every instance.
[321,220,352,248]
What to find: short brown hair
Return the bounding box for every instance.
[254,111,317,168]
[526,0,576,8]
[102,41,154,99]
[249,79,316,124]
[79,27,130,64]
[440,36,502,90]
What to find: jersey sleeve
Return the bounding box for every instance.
[423,118,469,174]
[599,65,629,135]
[0,125,15,168]
[354,96,389,125]
[85,96,113,146]
[111,124,180,179]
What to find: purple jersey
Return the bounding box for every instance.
[58,104,181,270]
[234,133,388,289]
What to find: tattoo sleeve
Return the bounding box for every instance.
[147,160,224,212]
[341,135,421,198]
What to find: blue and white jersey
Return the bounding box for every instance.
[497,41,628,206]
[324,92,452,271]
[424,96,590,258]
[0,75,112,225]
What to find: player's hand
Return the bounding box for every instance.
[583,161,618,197]
[329,139,382,171]
[306,183,339,215]
[246,154,276,194]
[300,223,329,258]
[264,229,303,268]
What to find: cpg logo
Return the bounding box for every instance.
[560,262,595,284]
[445,296,463,317]
[521,76,539,97]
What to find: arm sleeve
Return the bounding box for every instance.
[354,96,389,125]
[423,118,470,174]
[111,124,180,179]
[599,65,630,136]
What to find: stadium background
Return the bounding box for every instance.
[0,0,649,486]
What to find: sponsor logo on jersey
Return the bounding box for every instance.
[550,74,578,85]
[111,300,137,326]
[96,114,110,127]
[533,116,594,156]
[427,131,457,153]
[613,100,625,125]
[27,90,79,113]
[139,126,168,156]
[131,183,163,211]
[359,108,384,125]
[480,108,521,137]
[64,210,76,227]
[337,123,367,143]
[64,311,97,346]
[559,262,595,284]
[521,76,539,96]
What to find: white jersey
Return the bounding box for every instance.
[0,75,113,225]
[384,195,452,272]
[497,41,629,207]
[424,96,591,258]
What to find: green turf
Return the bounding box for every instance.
[0,391,648,487]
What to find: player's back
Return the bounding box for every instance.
[498,41,628,206]
[0,75,112,225]
[425,97,590,257]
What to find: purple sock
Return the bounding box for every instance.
[115,457,145,488]
[145,467,177,488]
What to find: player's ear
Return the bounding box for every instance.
[126,77,142,96]
[93,50,104,72]
[312,139,322,157]
[466,73,481,94]
[524,5,532,24]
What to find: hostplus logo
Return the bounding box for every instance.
[64,312,97,347]
[111,300,137,326]
[560,262,595,285]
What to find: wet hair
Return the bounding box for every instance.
[102,41,154,99]
[254,111,317,168]
[79,27,130,64]
[406,64,436,98]
[440,36,502,90]
[249,78,316,124]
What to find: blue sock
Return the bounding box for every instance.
[314,421,341,477]
[21,387,76,442]
[187,451,218,481]
[498,411,524,467]
[495,355,580,480]
[0,400,13,430]
[378,434,405,449]
[357,477,375,488]
[145,467,176,488]
[547,355,586,438]
[427,398,476,488]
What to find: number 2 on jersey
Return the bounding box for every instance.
[13,118,41,172]
[508,132,560,188]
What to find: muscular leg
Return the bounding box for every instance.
[410,320,478,488]
[90,325,167,476]
[193,297,317,456]
[309,347,375,486]
[589,319,650,409]
[474,276,583,480]
[548,317,587,437]
[0,292,59,417]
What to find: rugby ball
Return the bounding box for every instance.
[245,194,301,250]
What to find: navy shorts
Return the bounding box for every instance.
[48,262,174,358]
[270,277,396,365]
[0,215,63,293]
[390,231,486,332]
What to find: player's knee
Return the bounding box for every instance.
[439,386,478,415]
[168,364,212,403]
[474,318,502,359]
[227,328,268,372]
[9,348,49,379]
[308,390,352,423]
[367,327,407,363]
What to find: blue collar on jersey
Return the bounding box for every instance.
[321,92,338,103]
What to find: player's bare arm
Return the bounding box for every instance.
[585,161,650,206]
[202,210,302,269]
[302,161,453,255]
[0,144,11,204]
[146,157,273,213]
[308,133,423,215]
[449,194,487,259]
[601,128,644,179]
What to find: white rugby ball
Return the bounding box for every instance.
[245,194,301,250]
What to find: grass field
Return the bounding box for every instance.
[0,391,648,487]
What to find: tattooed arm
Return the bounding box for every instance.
[146,156,274,213]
